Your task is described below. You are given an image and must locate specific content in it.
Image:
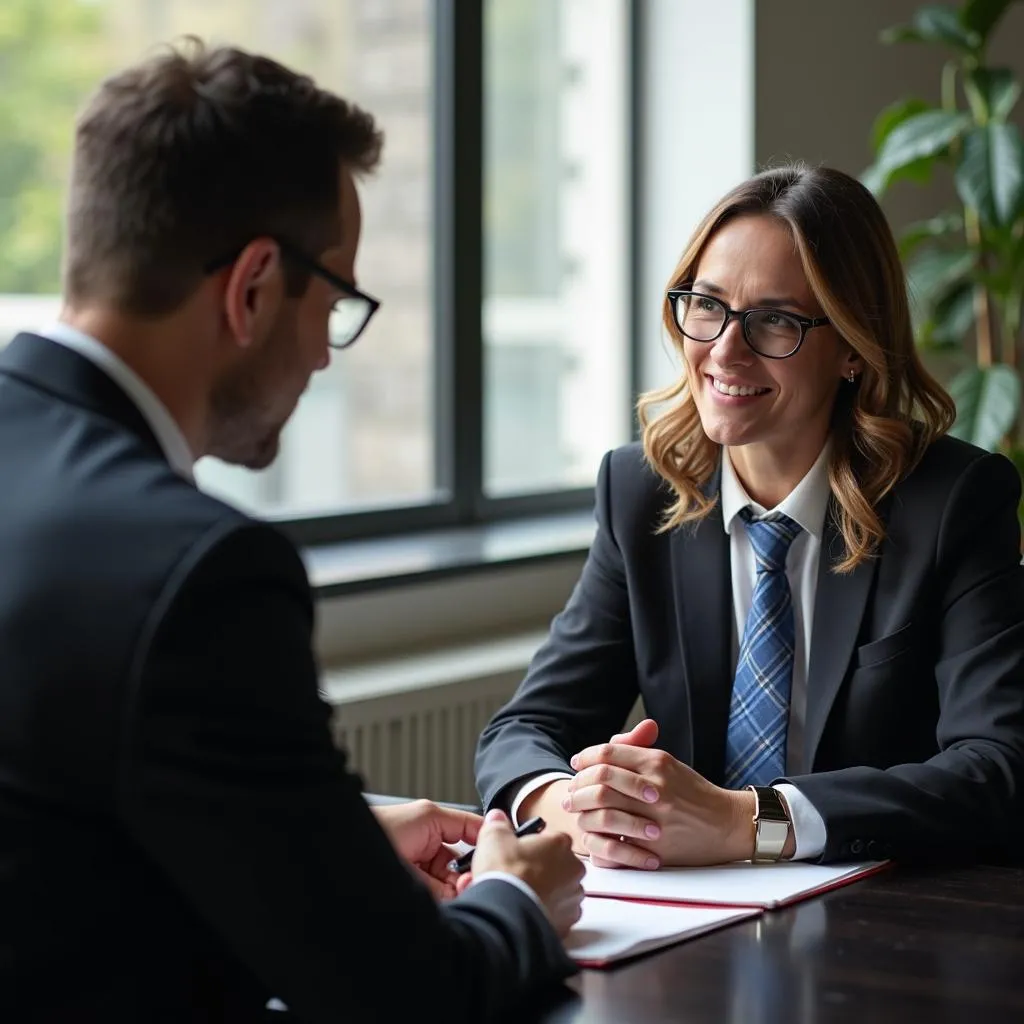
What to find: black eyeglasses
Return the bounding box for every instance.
[666,289,830,359]
[205,238,381,350]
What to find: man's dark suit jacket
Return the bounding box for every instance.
[0,333,574,1023]
[476,438,1024,863]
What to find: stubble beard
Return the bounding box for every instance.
[206,317,295,471]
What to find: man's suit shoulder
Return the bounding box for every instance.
[65,450,312,649]
[127,474,310,604]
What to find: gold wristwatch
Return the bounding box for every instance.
[747,785,791,862]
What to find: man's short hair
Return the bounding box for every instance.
[64,37,383,316]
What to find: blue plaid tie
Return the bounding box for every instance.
[724,509,802,789]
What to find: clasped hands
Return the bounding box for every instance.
[558,719,757,869]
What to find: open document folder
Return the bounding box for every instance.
[565,858,889,967]
[566,897,759,968]
[581,858,889,909]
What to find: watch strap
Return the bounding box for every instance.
[747,785,790,862]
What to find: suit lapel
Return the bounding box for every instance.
[803,503,880,768]
[670,476,733,782]
[0,332,162,457]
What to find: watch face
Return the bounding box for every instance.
[755,819,789,861]
[753,786,790,822]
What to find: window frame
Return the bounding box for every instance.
[281,0,641,551]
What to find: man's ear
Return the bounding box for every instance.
[221,239,283,349]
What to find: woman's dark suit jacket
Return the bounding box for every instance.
[476,436,1024,863]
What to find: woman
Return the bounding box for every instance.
[475,164,1024,868]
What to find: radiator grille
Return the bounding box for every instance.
[330,673,521,806]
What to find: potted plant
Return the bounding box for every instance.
[862,0,1024,508]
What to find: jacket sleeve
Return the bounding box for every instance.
[119,521,575,1024]
[475,450,641,810]
[785,453,1024,863]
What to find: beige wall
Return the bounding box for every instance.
[754,0,1024,232]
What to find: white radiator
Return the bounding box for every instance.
[321,631,645,807]
[322,633,543,806]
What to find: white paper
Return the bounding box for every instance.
[582,858,886,909]
[565,896,759,965]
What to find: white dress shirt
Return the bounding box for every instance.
[37,322,549,912]
[36,321,196,481]
[511,446,832,861]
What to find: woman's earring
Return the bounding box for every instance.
[848,369,857,383]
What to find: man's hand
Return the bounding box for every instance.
[373,799,482,900]
[459,810,585,938]
[566,719,758,868]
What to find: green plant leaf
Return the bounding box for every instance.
[863,98,940,195]
[906,247,976,346]
[864,157,937,195]
[882,6,982,52]
[906,247,976,307]
[964,67,1021,121]
[961,0,1017,44]
[898,211,965,259]
[870,97,932,152]
[948,364,1021,450]
[868,110,971,193]
[930,281,978,346]
[954,122,1024,225]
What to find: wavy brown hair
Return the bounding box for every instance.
[637,164,955,572]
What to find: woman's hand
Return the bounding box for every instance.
[566,720,756,868]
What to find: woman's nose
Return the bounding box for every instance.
[712,316,753,364]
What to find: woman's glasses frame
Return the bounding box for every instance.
[666,288,830,360]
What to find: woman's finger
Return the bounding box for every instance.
[577,806,661,843]
[581,830,660,870]
[566,764,659,806]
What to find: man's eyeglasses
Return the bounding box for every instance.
[666,289,830,360]
[205,238,381,350]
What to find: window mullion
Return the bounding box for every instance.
[433,0,484,522]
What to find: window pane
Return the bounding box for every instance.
[483,0,631,496]
[0,0,435,519]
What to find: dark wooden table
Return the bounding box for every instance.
[535,863,1024,1023]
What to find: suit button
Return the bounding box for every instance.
[850,839,864,855]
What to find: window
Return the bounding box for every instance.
[0,0,635,548]
[484,0,631,496]
[195,1,436,518]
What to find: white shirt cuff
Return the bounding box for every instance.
[471,871,544,914]
[775,783,827,860]
[508,771,573,827]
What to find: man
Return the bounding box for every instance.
[0,41,584,1023]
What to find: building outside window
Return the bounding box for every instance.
[0,0,631,538]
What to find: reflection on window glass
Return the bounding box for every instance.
[484,0,630,496]
[0,0,434,518]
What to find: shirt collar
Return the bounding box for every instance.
[720,440,832,539]
[36,321,196,482]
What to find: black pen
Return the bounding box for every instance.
[447,815,547,874]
